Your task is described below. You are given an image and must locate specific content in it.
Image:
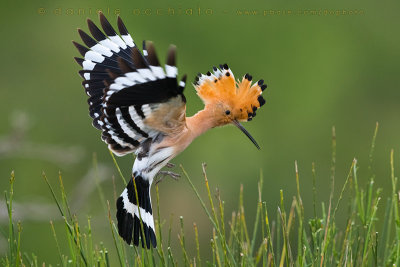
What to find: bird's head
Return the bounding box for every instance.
[194,64,266,149]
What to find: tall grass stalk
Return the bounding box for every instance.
[3,123,400,266]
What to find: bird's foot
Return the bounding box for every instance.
[155,171,181,185]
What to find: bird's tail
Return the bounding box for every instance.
[116,175,156,248]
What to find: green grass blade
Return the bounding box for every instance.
[109,149,127,186]
[180,164,237,265]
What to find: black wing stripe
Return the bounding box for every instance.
[74,57,84,67]
[118,58,135,73]
[107,78,178,107]
[81,77,106,129]
[117,16,129,36]
[79,70,110,81]
[80,59,121,72]
[73,41,90,56]
[82,79,106,90]
[102,109,140,148]
[132,47,149,69]
[115,108,144,143]
[100,12,118,36]
[134,105,146,119]
[89,105,102,119]
[128,106,147,130]
[87,19,108,43]
[88,96,103,110]
[85,86,104,98]
[120,107,149,138]
[78,29,98,48]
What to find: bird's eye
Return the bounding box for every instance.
[225,110,231,115]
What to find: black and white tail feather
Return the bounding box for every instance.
[116,174,156,248]
[74,12,187,248]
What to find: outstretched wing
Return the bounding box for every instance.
[74,12,187,156]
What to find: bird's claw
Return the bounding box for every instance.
[166,162,175,168]
[155,171,180,185]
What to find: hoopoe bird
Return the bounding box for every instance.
[73,12,267,249]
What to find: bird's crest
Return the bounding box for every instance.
[194,64,266,122]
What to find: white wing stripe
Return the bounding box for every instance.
[99,39,120,53]
[109,35,127,49]
[141,104,152,117]
[150,66,166,79]
[116,108,143,141]
[115,77,136,86]
[137,69,156,81]
[126,72,146,83]
[82,60,96,70]
[90,43,113,57]
[165,65,177,78]
[121,34,135,47]
[84,51,105,63]
[108,130,135,149]
[109,83,124,91]
[129,106,146,129]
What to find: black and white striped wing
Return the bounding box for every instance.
[74,12,187,156]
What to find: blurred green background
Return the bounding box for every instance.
[1,0,399,264]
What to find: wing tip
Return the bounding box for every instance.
[117,16,128,35]
[131,47,148,69]
[72,41,89,56]
[146,41,160,66]
[74,57,84,67]
[78,28,97,47]
[99,11,116,36]
[166,45,177,66]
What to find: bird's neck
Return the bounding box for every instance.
[165,107,216,155]
[186,107,216,141]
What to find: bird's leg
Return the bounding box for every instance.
[155,163,180,185]
[159,171,180,180]
[155,171,181,185]
[166,162,175,168]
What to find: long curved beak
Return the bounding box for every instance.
[232,120,260,150]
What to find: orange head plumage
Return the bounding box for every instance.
[194,64,267,149]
